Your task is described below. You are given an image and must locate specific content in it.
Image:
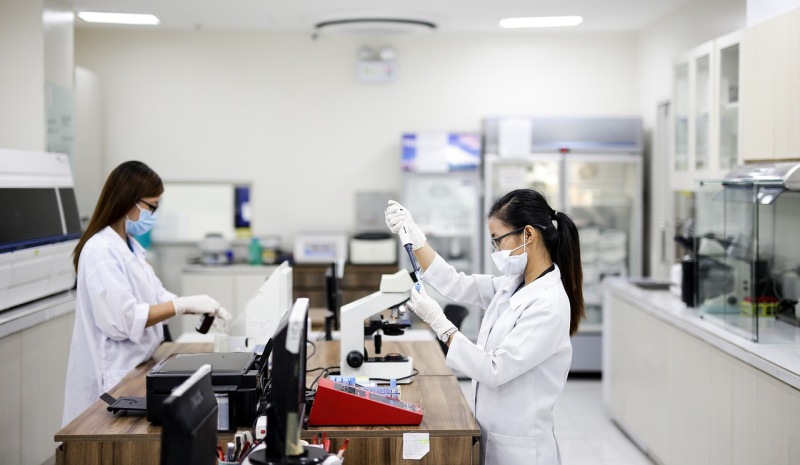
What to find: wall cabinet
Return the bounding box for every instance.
[671,31,743,191]
[741,7,800,161]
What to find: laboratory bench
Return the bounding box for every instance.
[603,278,800,465]
[55,340,480,465]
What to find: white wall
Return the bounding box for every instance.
[43,0,74,89]
[75,29,639,247]
[747,0,800,26]
[74,66,105,221]
[0,0,45,151]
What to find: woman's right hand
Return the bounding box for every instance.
[384,200,427,250]
[173,295,231,322]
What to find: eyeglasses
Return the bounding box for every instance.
[490,227,524,251]
[139,199,159,213]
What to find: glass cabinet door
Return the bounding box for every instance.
[716,32,742,171]
[694,52,712,170]
[673,62,690,172]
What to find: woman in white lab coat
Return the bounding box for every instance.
[385,189,584,465]
[62,161,231,426]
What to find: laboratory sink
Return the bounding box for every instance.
[632,281,672,291]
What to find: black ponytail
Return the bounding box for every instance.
[488,189,585,336]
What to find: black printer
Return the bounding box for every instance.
[146,352,264,430]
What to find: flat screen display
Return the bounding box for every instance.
[0,188,64,250]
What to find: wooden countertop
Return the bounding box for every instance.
[56,341,473,442]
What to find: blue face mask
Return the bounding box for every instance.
[125,204,158,236]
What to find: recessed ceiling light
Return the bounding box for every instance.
[499,16,584,29]
[77,12,160,25]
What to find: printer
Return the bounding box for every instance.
[146,352,264,430]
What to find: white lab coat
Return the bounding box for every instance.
[423,254,572,465]
[62,226,176,426]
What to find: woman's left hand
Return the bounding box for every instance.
[409,286,456,342]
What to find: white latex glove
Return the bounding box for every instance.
[173,295,223,316]
[211,307,232,333]
[384,200,427,250]
[409,286,456,343]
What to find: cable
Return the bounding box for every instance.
[306,365,340,391]
[367,367,420,383]
[306,340,316,361]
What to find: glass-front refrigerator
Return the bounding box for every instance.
[400,132,482,340]
[483,117,644,372]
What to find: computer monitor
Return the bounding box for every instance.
[244,261,294,345]
[324,260,344,337]
[160,364,218,465]
[249,298,326,465]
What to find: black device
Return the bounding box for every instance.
[146,351,261,430]
[160,364,218,465]
[324,261,343,340]
[249,298,328,465]
[195,314,215,334]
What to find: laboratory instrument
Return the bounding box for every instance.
[398,223,423,290]
[146,351,263,430]
[0,149,81,311]
[340,270,415,383]
[308,377,423,426]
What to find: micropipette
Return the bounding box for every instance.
[398,223,423,291]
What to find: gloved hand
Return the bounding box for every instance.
[173,295,226,317]
[384,200,427,250]
[409,286,457,343]
[212,307,233,332]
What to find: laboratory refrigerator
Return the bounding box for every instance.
[400,132,483,341]
[482,117,644,372]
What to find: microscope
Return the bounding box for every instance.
[340,270,415,383]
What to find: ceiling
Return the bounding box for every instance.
[66,0,694,33]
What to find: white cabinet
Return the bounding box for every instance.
[176,265,275,337]
[605,289,800,465]
[741,7,800,161]
[0,309,74,465]
[671,32,744,191]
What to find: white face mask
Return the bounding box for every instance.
[491,240,529,276]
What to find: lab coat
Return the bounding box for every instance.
[423,254,572,465]
[62,226,176,426]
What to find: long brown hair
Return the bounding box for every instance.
[73,161,164,271]
[488,189,585,336]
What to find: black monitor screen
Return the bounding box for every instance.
[0,188,64,250]
[160,364,218,465]
[325,262,343,330]
[250,298,309,464]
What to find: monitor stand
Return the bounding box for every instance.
[247,445,328,465]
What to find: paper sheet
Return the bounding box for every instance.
[402,432,430,460]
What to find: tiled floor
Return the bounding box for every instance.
[458,379,653,465]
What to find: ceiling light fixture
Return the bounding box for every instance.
[77,12,160,25]
[499,16,583,29]
[313,18,435,39]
